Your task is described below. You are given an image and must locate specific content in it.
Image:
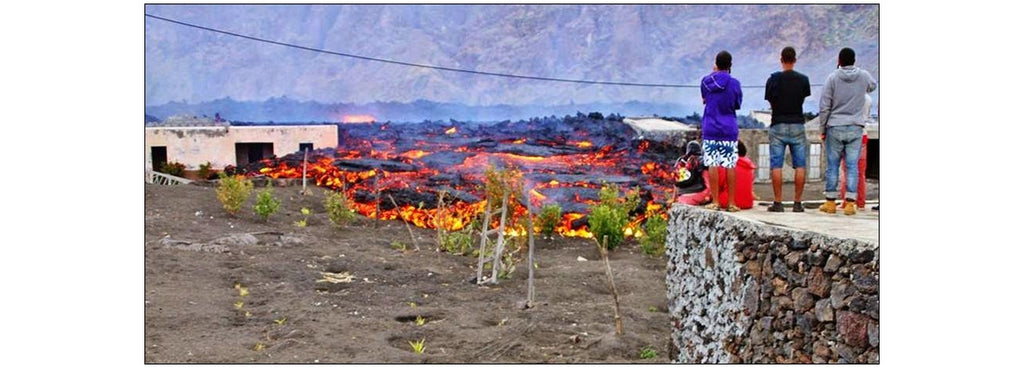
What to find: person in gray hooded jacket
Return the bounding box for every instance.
[818,47,877,215]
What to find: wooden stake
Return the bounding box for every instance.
[387,194,419,251]
[301,148,309,195]
[598,235,624,335]
[475,200,493,285]
[526,204,536,306]
[373,173,381,229]
[490,192,510,284]
[435,190,447,252]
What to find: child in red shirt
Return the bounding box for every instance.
[717,141,757,209]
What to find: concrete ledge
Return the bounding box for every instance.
[665,205,879,363]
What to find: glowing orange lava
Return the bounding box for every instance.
[342,114,376,123]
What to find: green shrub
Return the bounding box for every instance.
[483,166,522,210]
[537,203,562,238]
[440,229,474,255]
[253,185,280,221]
[598,183,641,215]
[295,207,311,227]
[198,162,214,180]
[158,161,186,177]
[589,182,640,250]
[324,190,356,227]
[216,173,253,216]
[598,183,621,207]
[588,203,627,250]
[639,346,657,359]
[640,213,668,257]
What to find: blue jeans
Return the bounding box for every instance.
[824,125,863,201]
[769,124,808,169]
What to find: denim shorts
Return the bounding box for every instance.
[701,139,738,169]
[769,123,808,169]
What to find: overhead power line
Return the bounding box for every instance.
[146,13,831,89]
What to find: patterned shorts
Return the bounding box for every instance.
[701,139,738,169]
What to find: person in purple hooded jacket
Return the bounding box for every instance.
[700,50,743,212]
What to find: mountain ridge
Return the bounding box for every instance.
[145,4,879,121]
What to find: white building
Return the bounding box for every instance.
[145,118,338,176]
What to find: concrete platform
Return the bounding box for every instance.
[710,201,879,244]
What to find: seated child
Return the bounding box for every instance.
[716,140,757,209]
[675,141,712,206]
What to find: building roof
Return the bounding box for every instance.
[622,117,697,132]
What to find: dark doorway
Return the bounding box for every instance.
[299,142,314,153]
[151,146,167,171]
[235,143,274,166]
[866,139,879,180]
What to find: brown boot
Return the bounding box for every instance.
[843,201,857,216]
[819,201,837,214]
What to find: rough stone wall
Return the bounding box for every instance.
[665,206,879,363]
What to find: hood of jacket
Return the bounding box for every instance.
[702,71,733,93]
[837,66,863,83]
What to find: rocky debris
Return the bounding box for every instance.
[867,321,879,348]
[830,280,855,310]
[666,206,878,363]
[157,236,228,253]
[823,254,844,273]
[792,288,815,313]
[211,233,259,247]
[837,311,871,348]
[158,232,309,253]
[814,299,834,322]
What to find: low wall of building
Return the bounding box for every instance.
[145,125,339,171]
[665,206,879,363]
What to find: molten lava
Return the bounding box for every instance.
[342,114,376,123]
[234,116,689,239]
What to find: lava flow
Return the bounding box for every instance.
[231,114,693,239]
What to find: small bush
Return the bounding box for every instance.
[640,213,668,257]
[598,183,641,213]
[440,229,474,255]
[158,161,186,177]
[588,204,627,250]
[198,162,214,180]
[295,207,311,227]
[598,183,621,207]
[589,182,637,250]
[253,185,280,221]
[324,190,356,227]
[483,165,523,211]
[639,346,657,359]
[537,203,562,238]
[216,173,253,216]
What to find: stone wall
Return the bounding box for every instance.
[665,206,879,363]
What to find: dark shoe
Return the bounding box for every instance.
[792,202,805,213]
[768,202,785,212]
[871,205,879,211]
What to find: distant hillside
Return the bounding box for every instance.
[145,97,699,123]
[146,4,879,112]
